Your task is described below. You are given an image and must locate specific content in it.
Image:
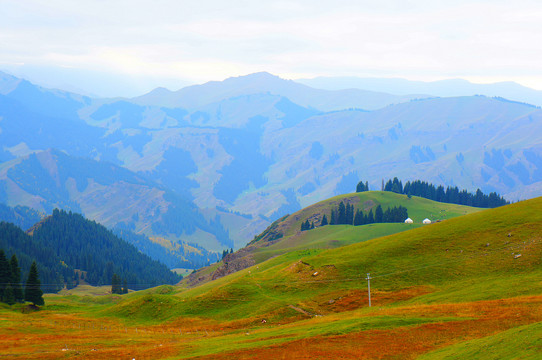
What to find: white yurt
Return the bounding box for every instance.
[422,218,432,224]
[404,218,413,224]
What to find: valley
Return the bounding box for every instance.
[2,72,542,262]
[0,71,541,359]
[3,3,542,359]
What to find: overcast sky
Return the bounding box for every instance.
[2,0,542,96]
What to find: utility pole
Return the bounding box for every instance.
[366,273,372,307]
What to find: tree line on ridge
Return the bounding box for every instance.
[357,177,508,208]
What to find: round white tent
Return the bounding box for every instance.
[423,218,431,224]
[404,218,413,224]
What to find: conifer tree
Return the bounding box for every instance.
[346,204,354,225]
[111,273,122,294]
[0,250,10,302]
[122,279,128,294]
[338,202,346,224]
[321,214,328,226]
[375,205,383,223]
[25,261,44,306]
[356,181,369,192]
[330,209,337,225]
[367,209,375,224]
[10,255,23,302]
[4,284,15,305]
[354,209,363,226]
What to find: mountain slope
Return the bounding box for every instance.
[155,196,540,321]
[0,210,181,292]
[72,196,542,359]
[0,149,234,256]
[0,203,43,231]
[132,72,425,111]
[2,71,542,256]
[185,191,481,286]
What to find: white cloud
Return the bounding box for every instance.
[2,0,542,95]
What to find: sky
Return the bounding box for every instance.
[2,0,542,97]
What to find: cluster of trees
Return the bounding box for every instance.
[351,204,408,226]
[326,202,408,226]
[301,201,409,232]
[0,250,43,306]
[382,178,509,208]
[221,248,234,259]
[111,273,128,295]
[300,220,315,231]
[356,181,370,193]
[330,202,356,225]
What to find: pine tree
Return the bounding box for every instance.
[375,205,383,223]
[356,181,369,192]
[25,261,44,306]
[345,204,354,225]
[111,273,122,294]
[0,250,10,302]
[330,209,337,225]
[4,284,15,305]
[367,209,375,224]
[122,279,128,294]
[354,209,363,226]
[10,255,23,302]
[321,214,328,226]
[338,202,346,224]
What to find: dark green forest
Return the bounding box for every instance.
[356,178,509,208]
[301,201,408,231]
[0,209,181,293]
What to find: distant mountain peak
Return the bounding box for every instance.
[239,71,280,79]
[147,86,173,96]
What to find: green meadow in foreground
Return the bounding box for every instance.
[1,196,540,359]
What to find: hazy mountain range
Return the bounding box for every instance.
[1,69,541,263]
[299,76,542,107]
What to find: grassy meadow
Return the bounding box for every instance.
[1,196,541,359]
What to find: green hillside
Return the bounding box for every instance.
[184,191,481,286]
[418,321,542,360]
[1,197,541,359]
[118,196,541,354]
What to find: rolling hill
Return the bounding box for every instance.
[184,191,482,286]
[112,196,542,357]
[4,195,539,359]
